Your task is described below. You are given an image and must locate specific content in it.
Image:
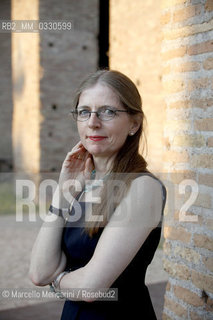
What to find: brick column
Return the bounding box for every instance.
[161,0,213,319]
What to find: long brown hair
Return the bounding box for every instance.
[72,69,149,236]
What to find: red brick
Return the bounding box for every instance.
[194,192,212,209]
[164,296,188,318]
[187,78,210,91]
[163,259,191,280]
[194,234,213,251]
[173,61,201,72]
[174,285,204,306]
[162,313,173,320]
[168,99,213,109]
[190,311,205,320]
[163,20,213,40]
[188,40,213,56]
[173,4,202,23]
[206,219,213,231]
[198,173,213,187]
[174,246,200,264]
[195,118,213,131]
[203,57,213,70]
[191,270,213,293]
[164,226,191,242]
[205,0,213,11]
[203,256,213,273]
[206,296,213,312]
[162,46,187,60]
[207,137,213,147]
[190,154,213,169]
[191,99,213,108]
[170,170,196,184]
[173,134,205,147]
[177,264,191,280]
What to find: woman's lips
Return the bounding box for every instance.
[88,136,107,141]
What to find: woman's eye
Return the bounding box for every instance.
[102,108,115,115]
[78,110,89,116]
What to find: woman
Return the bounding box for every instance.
[29,69,167,319]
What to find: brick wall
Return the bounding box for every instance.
[161,0,213,319]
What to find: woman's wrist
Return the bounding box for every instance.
[49,269,71,299]
[49,205,68,217]
[51,270,71,290]
[52,186,72,210]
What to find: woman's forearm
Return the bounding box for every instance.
[29,143,91,287]
[29,186,70,286]
[29,214,66,286]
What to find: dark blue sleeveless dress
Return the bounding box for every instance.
[61,173,167,320]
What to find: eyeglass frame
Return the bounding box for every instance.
[69,107,130,122]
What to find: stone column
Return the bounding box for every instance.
[39,0,99,172]
[12,0,40,174]
[11,0,99,175]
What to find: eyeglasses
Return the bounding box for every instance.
[70,106,129,121]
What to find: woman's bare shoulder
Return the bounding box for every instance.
[131,173,163,194]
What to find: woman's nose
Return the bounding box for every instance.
[88,112,101,128]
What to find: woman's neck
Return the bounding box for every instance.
[92,154,116,178]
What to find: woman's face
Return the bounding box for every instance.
[77,83,137,158]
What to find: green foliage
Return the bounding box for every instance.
[0,182,16,215]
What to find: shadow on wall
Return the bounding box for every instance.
[0,0,13,171]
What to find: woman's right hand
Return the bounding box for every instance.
[58,141,94,198]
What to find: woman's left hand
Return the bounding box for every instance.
[58,141,94,198]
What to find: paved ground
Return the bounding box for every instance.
[0,214,168,319]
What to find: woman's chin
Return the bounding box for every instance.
[90,151,106,157]
[85,144,100,152]
[87,147,108,158]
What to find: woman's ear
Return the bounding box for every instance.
[129,113,142,135]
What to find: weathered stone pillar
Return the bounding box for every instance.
[12,0,99,175]
[39,0,99,172]
[12,0,40,174]
[161,0,213,318]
